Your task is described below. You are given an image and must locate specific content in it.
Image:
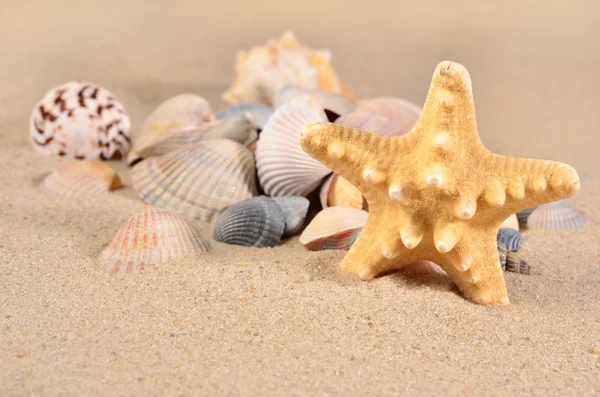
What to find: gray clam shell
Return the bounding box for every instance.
[527,200,585,230]
[215,103,274,131]
[496,228,523,252]
[272,196,310,237]
[213,197,285,248]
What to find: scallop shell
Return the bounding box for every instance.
[41,161,122,197]
[505,252,531,275]
[98,206,210,274]
[222,31,355,105]
[335,111,405,136]
[355,97,421,135]
[272,196,310,236]
[136,115,257,159]
[275,86,356,116]
[496,228,522,252]
[516,206,537,228]
[319,174,364,209]
[215,102,274,132]
[299,206,368,251]
[131,139,257,222]
[127,94,214,164]
[213,197,285,247]
[501,214,519,231]
[527,200,585,230]
[29,81,131,160]
[255,95,332,197]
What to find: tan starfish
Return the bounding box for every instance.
[299,61,580,305]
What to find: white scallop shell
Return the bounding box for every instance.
[299,206,368,251]
[255,95,332,197]
[29,81,131,160]
[41,161,122,197]
[527,200,585,230]
[355,97,421,135]
[335,111,405,136]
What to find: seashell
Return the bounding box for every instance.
[136,115,257,159]
[355,97,421,135]
[41,160,122,197]
[497,241,508,270]
[214,102,274,132]
[505,252,531,275]
[527,200,585,230]
[401,260,447,276]
[272,196,310,236]
[98,206,210,274]
[335,111,406,136]
[501,213,519,231]
[516,206,537,228]
[496,228,522,252]
[127,94,214,164]
[29,81,131,160]
[213,197,285,247]
[255,95,332,197]
[131,139,257,222]
[275,86,356,116]
[222,31,355,105]
[319,174,364,209]
[299,206,368,251]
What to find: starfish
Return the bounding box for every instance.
[299,61,580,305]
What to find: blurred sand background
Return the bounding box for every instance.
[1,0,599,395]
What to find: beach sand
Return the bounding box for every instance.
[1,1,599,395]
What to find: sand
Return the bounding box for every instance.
[1,1,599,395]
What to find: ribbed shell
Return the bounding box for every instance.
[355,97,421,134]
[275,86,356,116]
[41,161,122,197]
[497,242,508,270]
[136,115,257,159]
[272,196,310,236]
[213,197,285,247]
[215,103,274,131]
[98,206,210,274]
[29,81,131,160]
[255,95,332,196]
[299,206,368,251]
[505,252,531,275]
[335,111,405,136]
[496,228,522,252]
[527,200,585,230]
[319,174,364,209]
[131,139,257,222]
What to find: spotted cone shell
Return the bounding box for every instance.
[131,139,257,222]
[98,206,210,274]
[41,161,122,197]
[29,81,131,160]
[299,206,368,251]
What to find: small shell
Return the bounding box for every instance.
[516,206,537,228]
[496,228,522,252]
[98,206,210,274]
[136,115,257,159]
[501,214,519,231]
[275,86,356,116]
[255,95,332,197]
[213,197,285,247]
[215,102,274,132]
[335,111,406,136]
[41,161,122,197]
[401,260,447,276]
[272,196,310,236]
[355,97,421,134]
[222,31,355,105]
[30,81,131,160]
[527,200,585,230]
[131,139,257,222]
[319,174,364,209]
[299,206,368,251]
[497,241,508,270]
[505,252,531,275]
[127,94,213,164]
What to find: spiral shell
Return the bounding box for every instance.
[496,228,523,252]
[41,161,122,197]
[29,81,131,160]
[505,252,531,275]
[299,206,368,251]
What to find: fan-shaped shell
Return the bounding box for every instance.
[41,161,122,197]
[275,86,356,116]
[215,102,274,132]
[127,94,214,164]
[222,31,355,105]
[256,95,332,197]
[136,115,257,159]
[213,197,285,247]
[272,196,310,236]
[29,81,131,160]
[299,206,368,251]
[319,174,364,209]
[496,228,522,252]
[335,111,406,136]
[527,200,585,230]
[131,139,257,222]
[98,206,210,274]
[355,97,421,135]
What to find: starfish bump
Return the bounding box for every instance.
[299,60,580,306]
